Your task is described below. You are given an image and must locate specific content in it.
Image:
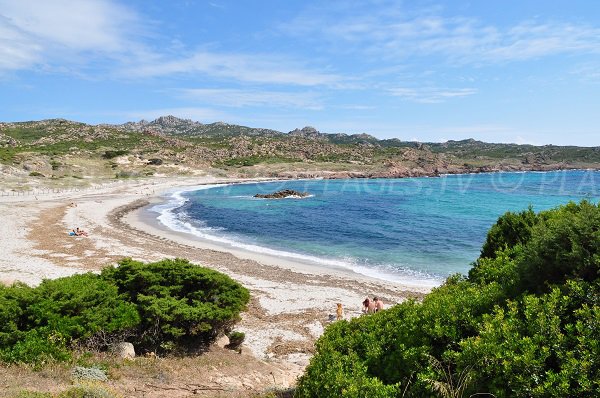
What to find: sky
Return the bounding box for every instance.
[1,0,600,145]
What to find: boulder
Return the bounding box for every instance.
[254,189,310,199]
[215,334,230,348]
[111,342,135,359]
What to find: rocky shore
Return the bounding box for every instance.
[254,189,310,199]
[270,162,588,180]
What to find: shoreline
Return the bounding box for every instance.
[3,167,600,197]
[131,183,442,289]
[0,175,427,369]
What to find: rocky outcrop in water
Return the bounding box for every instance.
[254,189,310,199]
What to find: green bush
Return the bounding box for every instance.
[0,274,138,365]
[0,259,249,364]
[227,331,245,348]
[101,258,249,353]
[296,201,600,397]
[101,150,128,159]
[479,206,538,259]
[28,171,44,177]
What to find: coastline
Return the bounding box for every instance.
[131,183,442,288]
[0,175,427,371]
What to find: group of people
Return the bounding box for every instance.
[362,296,384,314]
[330,296,385,322]
[68,227,88,237]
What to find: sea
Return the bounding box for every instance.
[151,170,600,286]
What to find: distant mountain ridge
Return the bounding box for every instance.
[118,115,389,145]
[119,115,283,138]
[1,116,599,184]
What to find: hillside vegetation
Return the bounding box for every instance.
[1,116,599,186]
[295,201,600,397]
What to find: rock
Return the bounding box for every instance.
[111,342,135,359]
[215,334,230,348]
[233,344,254,356]
[288,126,322,139]
[254,189,310,199]
[147,158,163,165]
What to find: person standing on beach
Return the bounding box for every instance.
[336,303,343,320]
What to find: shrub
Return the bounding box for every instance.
[101,258,250,353]
[0,274,139,365]
[71,366,109,382]
[28,171,44,177]
[227,331,245,348]
[517,201,600,293]
[296,201,600,397]
[101,150,128,159]
[28,274,140,342]
[57,382,120,398]
[0,259,248,364]
[479,206,539,259]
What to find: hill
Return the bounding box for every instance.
[1,116,599,187]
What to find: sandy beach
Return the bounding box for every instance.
[0,176,430,394]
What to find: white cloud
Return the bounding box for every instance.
[0,19,41,70]
[282,6,600,65]
[570,62,600,83]
[0,0,140,72]
[177,88,323,110]
[122,51,342,87]
[338,104,376,110]
[388,87,477,103]
[0,1,344,88]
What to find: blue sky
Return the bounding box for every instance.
[1,0,600,145]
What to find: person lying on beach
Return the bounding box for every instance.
[68,229,77,236]
[75,227,88,237]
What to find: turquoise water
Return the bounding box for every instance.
[155,171,600,285]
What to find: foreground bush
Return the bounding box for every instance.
[0,274,138,364]
[0,258,249,364]
[101,258,250,352]
[296,201,600,397]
